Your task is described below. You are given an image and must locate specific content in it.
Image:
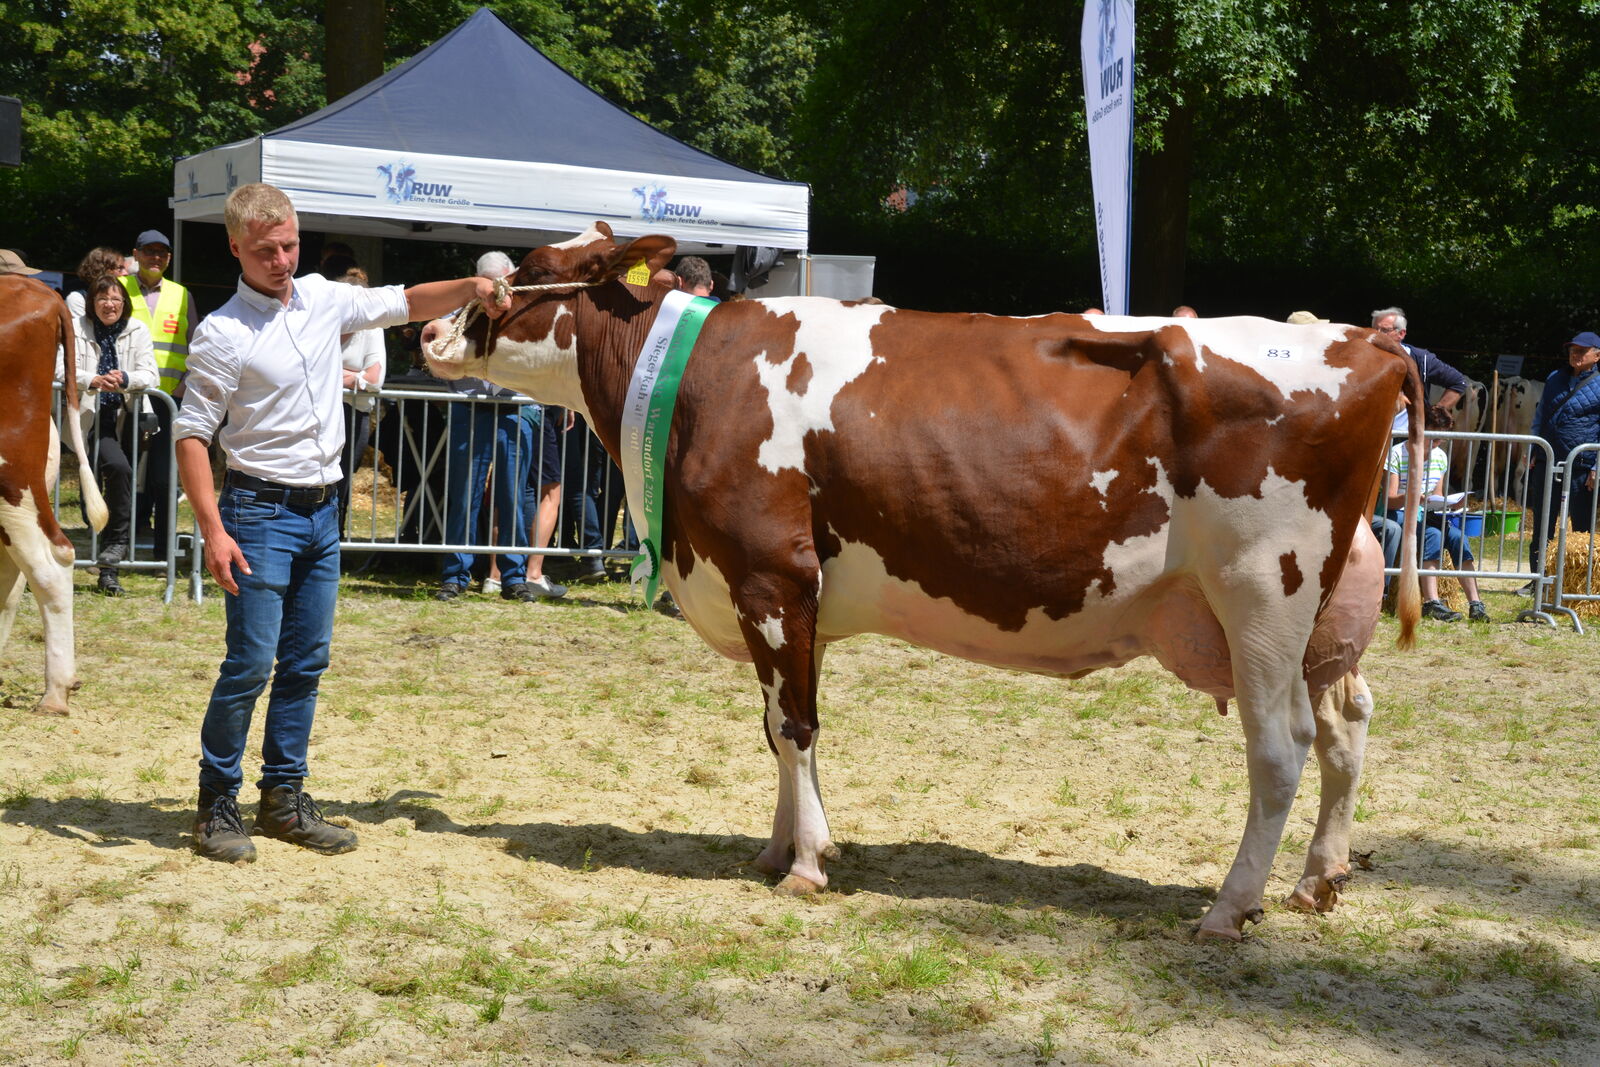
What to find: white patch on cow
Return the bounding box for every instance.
[550,226,607,250]
[480,331,588,417]
[755,612,786,651]
[1089,469,1117,506]
[663,549,747,660]
[750,298,892,474]
[1081,315,1353,400]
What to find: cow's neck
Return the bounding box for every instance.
[573,285,673,460]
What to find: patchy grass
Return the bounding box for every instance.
[0,573,1596,1064]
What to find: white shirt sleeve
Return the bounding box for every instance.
[173,316,241,443]
[322,274,410,334]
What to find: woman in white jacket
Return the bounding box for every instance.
[73,276,158,594]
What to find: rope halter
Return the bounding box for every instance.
[425,277,603,364]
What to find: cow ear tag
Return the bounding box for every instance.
[624,260,651,287]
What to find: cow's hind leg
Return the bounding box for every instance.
[1197,591,1319,942]
[0,547,24,681]
[1288,670,1373,913]
[735,573,836,894]
[0,507,77,715]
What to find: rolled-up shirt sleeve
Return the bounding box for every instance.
[173,317,240,444]
[335,280,411,334]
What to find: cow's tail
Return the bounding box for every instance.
[1395,356,1424,650]
[58,300,108,533]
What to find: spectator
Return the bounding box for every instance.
[1371,306,1470,430]
[334,265,386,535]
[319,241,355,273]
[1521,330,1600,593]
[66,246,128,319]
[1172,305,1199,318]
[434,251,565,603]
[521,403,579,586]
[175,181,512,863]
[120,229,194,563]
[0,248,39,275]
[675,256,714,298]
[71,276,158,595]
[1385,404,1488,622]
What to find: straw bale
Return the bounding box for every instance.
[1552,530,1600,619]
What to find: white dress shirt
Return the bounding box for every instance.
[175,273,410,486]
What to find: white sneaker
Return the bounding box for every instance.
[526,575,567,598]
[481,577,501,595]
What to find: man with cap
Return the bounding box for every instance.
[119,229,193,562]
[1522,331,1600,591]
[0,248,41,275]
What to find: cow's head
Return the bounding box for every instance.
[423,221,675,413]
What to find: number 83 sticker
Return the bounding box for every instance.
[1259,345,1301,361]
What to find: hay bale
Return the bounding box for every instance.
[1552,530,1600,619]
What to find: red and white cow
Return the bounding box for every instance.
[1,275,107,714]
[424,223,1422,941]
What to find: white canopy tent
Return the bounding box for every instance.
[169,7,809,261]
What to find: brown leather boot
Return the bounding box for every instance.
[193,792,257,863]
[254,786,358,854]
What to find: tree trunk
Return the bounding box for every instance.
[325,0,385,103]
[1130,99,1194,316]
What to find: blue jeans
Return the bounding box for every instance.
[441,403,530,586]
[198,489,341,797]
[1386,511,1443,564]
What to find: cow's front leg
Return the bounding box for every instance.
[1289,670,1372,913]
[735,573,836,894]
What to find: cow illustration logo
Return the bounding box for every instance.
[225,160,238,191]
[186,168,199,199]
[631,179,709,224]
[1098,0,1119,68]
[377,161,417,203]
[632,182,670,222]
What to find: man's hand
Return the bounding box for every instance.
[1588,469,1596,492]
[203,526,252,596]
[89,372,121,391]
[475,275,511,318]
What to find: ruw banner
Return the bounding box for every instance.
[1081,0,1135,315]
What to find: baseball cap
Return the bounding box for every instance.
[0,248,40,275]
[1567,331,1600,350]
[135,229,172,249]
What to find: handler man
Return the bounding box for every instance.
[177,182,510,862]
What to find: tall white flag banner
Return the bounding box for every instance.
[1081,0,1135,315]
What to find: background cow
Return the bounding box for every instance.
[1493,375,1546,502]
[0,275,107,714]
[423,223,1422,941]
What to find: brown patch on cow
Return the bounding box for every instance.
[785,353,813,396]
[1280,551,1303,596]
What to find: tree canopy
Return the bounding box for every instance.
[3,0,1596,362]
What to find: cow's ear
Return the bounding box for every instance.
[595,221,614,239]
[601,235,676,283]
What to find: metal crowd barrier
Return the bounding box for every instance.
[336,384,638,563]
[1377,428,1562,626]
[1547,442,1600,634]
[51,383,185,603]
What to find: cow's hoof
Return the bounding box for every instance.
[773,872,824,897]
[29,701,69,717]
[1288,868,1349,913]
[1195,923,1243,943]
[752,852,791,877]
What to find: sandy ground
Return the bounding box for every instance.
[1,572,1598,1065]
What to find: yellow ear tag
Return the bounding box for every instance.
[624,260,651,287]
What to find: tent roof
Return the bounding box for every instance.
[268,8,790,187]
[171,7,808,252]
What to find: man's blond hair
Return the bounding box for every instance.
[224,183,296,239]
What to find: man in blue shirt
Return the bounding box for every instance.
[1522,331,1600,592]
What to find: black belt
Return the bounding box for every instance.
[224,471,335,506]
